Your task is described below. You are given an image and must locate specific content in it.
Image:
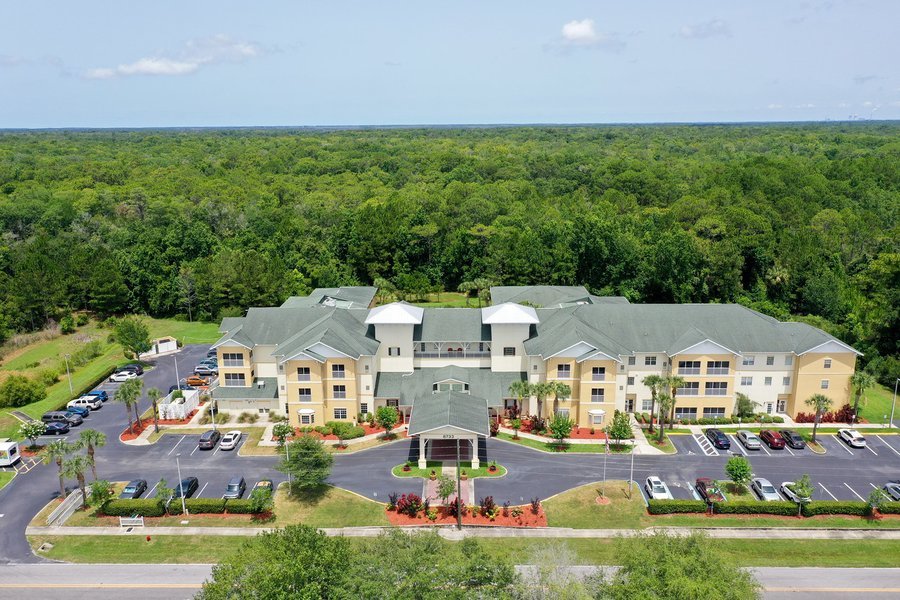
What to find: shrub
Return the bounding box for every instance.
[36,368,60,387]
[801,501,868,517]
[184,498,227,514]
[0,375,47,408]
[224,499,257,514]
[71,340,103,367]
[60,315,76,334]
[530,497,541,515]
[490,420,500,436]
[647,500,708,514]
[447,498,467,518]
[833,404,855,424]
[426,508,438,521]
[395,493,423,517]
[480,496,497,515]
[772,416,785,423]
[510,506,523,517]
[880,502,900,515]
[76,313,89,326]
[502,500,510,517]
[388,492,399,510]
[713,501,797,515]
[313,425,333,436]
[327,421,365,440]
[237,412,259,424]
[102,499,165,517]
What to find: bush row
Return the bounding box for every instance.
[647,500,709,514]
[714,501,797,515]
[102,497,262,516]
[102,499,166,517]
[800,501,869,517]
[648,499,889,517]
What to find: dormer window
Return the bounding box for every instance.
[432,380,469,393]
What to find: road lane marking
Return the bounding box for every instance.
[844,482,865,501]
[167,435,186,457]
[866,444,878,456]
[870,483,879,490]
[758,442,771,456]
[197,482,209,497]
[785,445,795,456]
[190,444,199,456]
[876,435,900,457]
[147,482,159,497]
[832,436,854,454]
[730,436,747,455]
[819,483,838,500]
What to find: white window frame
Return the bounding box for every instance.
[300,413,315,425]
[333,385,346,399]
[556,364,572,378]
[742,355,755,366]
[333,408,347,420]
[644,356,657,366]
[641,399,653,411]
[821,380,829,389]
[785,355,793,366]
[296,367,311,381]
[766,356,775,366]
[627,376,635,385]
[740,376,752,386]
[298,388,312,402]
[824,358,832,369]
[704,381,728,396]
[359,403,368,415]
[782,376,791,386]
[764,377,773,386]
[331,364,346,378]
[592,366,606,381]
[628,356,636,366]
[223,373,245,387]
[590,388,604,402]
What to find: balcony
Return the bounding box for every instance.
[706,368,729,375]
[331,371,346,379]
[678,368,700,376]
[591,374,606,381]
[590,394,605,402]
[705,389,728,396]
[414,351,491,359]
[298,395,312,403]
[333,391,347,399]
[222,359,244,367]
[296,373,311,382]
[676,388,700,396]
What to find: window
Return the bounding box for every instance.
[296,367,310,381]
[590,388,604,402]
[388,347,400,356]
[785,355,793,366]
[503,347,516,356]
[677,381,700,396]
[705,382,728,396]
[706,360,730,375]
[386,398,399,408]
[590,413,604,425]
[782,376,791,386]
[764,377,773,386]
[678,360,701,375]
[433,382,469,392]
[300,413,315,425]
[821,380,829,389]
[592,366,606,381]
[628,356,636,366]
[359,403,368,415]
[298,388,312,402]
[333,408,347,419]
[627,376,635,385]
[742,355,755,366]
[766,356,775,366]
[740,376,753,386]
[222,352,244,367]
[641,399,653,411]
[556,364,572,378]
[223,373,245,387]
[555,409,570,419]
[331,364,345,378]
[333,385,346,399]
[674,407,698,419]
[824,358,832,369]
[645,356,657,366]
[703,407,726,418]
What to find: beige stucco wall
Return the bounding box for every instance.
[790,352,856,416]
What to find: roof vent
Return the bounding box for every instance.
[257,380,266,389]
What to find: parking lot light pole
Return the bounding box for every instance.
[176,453,187,516]
[64,354,73,394]
[174,356,180,391]
[890,378,899,429]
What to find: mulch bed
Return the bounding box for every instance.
[21,446,43,457]
[506,419,609,440]
[387,506,547,528]
[119,413,198,442]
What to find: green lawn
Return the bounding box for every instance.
[496,432,632,454]
[273,485,388,527]
[391,460,507,479]
[0,471,15,491]
[374,291,478,308]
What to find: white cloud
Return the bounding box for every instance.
[853,74,878,85]
[85,34,262,79]
[795,103,816,109]
[558,18,626,52]
[679,19,731,39]
[767,103,783,109]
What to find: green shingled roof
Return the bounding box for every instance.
[490,285,629,308]
[212,377,278,400]
[281,287,377,309]
[375,367,525,407]
[414,309,490,341]
[407,390,490,437]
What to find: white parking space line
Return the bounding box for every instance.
[844,482,865,501]
[785,445,795,456]
[876,436,900,457]
[730,437,748,455]
[190,444,199,456]
[870,483,879,490]
[213,444,222,456]
[866,444,878,456]
[687,480,702,501]
[147,482,159,497]
[758,443,771,456]
[820,483,838,501]
[167,435,186,457]
[832,436,854,454]
[197,482,209,497]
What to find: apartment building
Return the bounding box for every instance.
[211,286,860,435]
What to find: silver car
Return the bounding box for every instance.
[751,477,781,502]
[781,481,811,503]
[884,482,900,502]
[737,430,762,450]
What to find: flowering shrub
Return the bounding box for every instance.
[530,497,541,515]
[480,496,497,515]
[395,493,423,517]
[388,492,399,510]
[795,404,854,424]
[447,498,467,518]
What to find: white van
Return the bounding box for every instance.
[0,439,20,467]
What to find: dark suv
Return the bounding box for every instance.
[172,477,199,499]
[198,430,221,450]
[779,430,806,449]
[117,364,144,376]
[223,476,246,499]
[705,428,731,450]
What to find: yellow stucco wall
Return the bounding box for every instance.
[790,352,856,416]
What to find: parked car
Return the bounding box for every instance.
[219,430,242,451]
[781,481,812,504]
[779,430,806,449]
[198,430,221,450]
[883,482,900,502]
[172,477,199,499]
[68,396,102,411]
[169,384,195,393]
[109,371,137,383]
[759,430,786,449]
[42,411,82,426]
[223,476,246,499]
[253,479,274,493]
[751,477,781,502]
[117,364,144,376]
[695,477,726,502]
[119,479,148,499]
[45,422,70,435]
[838,429,867,448]
[206,348,217,358]
[84,390,109,402]
[186,375,209,387]
[644,476,673,500]
[736,430,761,450]
[64,405,90,418]
[199,358,218,367]
[63,411,84,426]
[705,428,731,450]
[193,364,218,376]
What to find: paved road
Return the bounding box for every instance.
[0,564,897,599]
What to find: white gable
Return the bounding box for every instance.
[673,339,738,356]
[481,303,540,325]
[365,302,424,325]
[800,340,862,356]
[306,342,352,359]
[548,341,596,359]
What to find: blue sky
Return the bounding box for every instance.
[1,1,897,127]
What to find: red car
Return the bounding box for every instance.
[695,478,726,503]
[759,430,786,449]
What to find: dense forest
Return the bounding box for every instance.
[0,125,897,380]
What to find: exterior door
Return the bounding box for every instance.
[624,398,634,412]
[776,399,786,413]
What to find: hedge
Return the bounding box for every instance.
[647,500,708,514]
[879,503,900,515]
[712,501,797,515]
[61,364,118,407]
[183,498,226,514]
[801,501,868,517]
[224,499,257,514]
[102,499,165,517]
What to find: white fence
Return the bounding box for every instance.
[158,389,200,421]
[47,489,84,526]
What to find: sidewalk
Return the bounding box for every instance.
[496,422,665,456]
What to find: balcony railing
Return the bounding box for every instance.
[706,368,730,375]
[222,359,244,367]
[590,394,605,402]
[331,371,346,379]
[298,395,312,402]
[296,374,311,382]
[592,374,606,381]
[333,391,347,399]
[414,351,491,358]
[676,388,700,396]
[705,389,728,396]
[678,368,700,375]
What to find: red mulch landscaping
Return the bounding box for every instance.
[273,427,409,443]
[387,506,547,528]
[505,419,608,440]
[21,446,43,457]
[119,412,199,442]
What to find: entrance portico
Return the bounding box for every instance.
[407,390,490,469]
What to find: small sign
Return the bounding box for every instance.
[442,434,456,439]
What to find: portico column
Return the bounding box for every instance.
[470,437,479,469]
[418,436,427,469]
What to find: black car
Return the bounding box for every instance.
[44,422,70,435]
[172,477,199,499]
[780,430,807,449]
[117,364,144,376]
[198,430,221,450]
[705,428,731,450]
[223,476,246,499]
[169,384,195,393]
[206,348,217,358]
[119,479,148,499]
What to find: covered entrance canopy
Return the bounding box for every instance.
[408,390,489,469]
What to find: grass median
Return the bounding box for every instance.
[0,471,15,491]
[496,432,632,454]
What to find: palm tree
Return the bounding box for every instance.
[849,371,875,424]
[805,394,834,444]
[62,454,94,509]
[42,440,73,499]
[508,380,531,416]
[656,394,674,444]
[147,387,162,433]
[665,375,686,430]
[457,281,476,307]
[550,381,572,415]
[531,382,554,419]
[78,429,107,480]
[115,378,143,435]
[642,374,664,434]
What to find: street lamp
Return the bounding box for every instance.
[175,453,187,516]
[891,378,900,430]
[173,356,180,392]
[64,354,73,394]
